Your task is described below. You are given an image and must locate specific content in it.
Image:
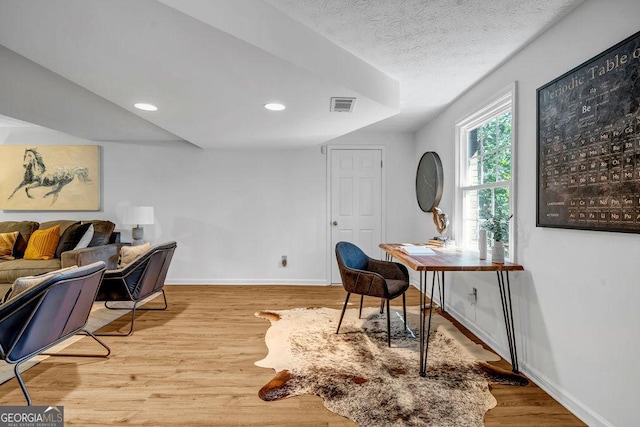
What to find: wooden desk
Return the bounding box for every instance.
[380,243,524,376]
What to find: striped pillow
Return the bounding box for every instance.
[24,225,61,260]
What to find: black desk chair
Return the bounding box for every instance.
[95,241,176,336]
[0,262,109,405]
[335,241,410,346]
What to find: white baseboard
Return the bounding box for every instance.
[518,361,613,427]
[410,281,609,427]
[444,302,513,364]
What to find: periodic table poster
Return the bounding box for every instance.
[537,30,640,233]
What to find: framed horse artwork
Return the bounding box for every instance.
[0,145,100,211]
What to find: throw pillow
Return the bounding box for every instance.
[1,265,78,304]
[0,221,39,258]
[118,242,151,268]
[55,222,92,258]
[74,223,94,250]
[84,220,115,247]
[23,225,61,260]
[39,220,79,235]
[0,231,19,260]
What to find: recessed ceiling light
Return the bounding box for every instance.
[264,103,286,111]
[134,102,158,111]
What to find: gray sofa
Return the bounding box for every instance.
[0,220,121,295]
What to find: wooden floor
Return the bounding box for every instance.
[0,285,585,426]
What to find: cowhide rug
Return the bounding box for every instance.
[255,306,527,427]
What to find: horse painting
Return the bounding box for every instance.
[7,148,92,205]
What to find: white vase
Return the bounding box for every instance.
[478,229,487,260]
[491,241,505,264]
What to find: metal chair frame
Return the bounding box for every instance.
[96,242,175,336]
[338,291,407,347]
[0,263,109,405]
[101,289,168,336]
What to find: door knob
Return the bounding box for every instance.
[332,221,338,226]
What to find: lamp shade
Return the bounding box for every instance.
[126,206,154,226]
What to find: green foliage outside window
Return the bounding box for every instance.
[458,90,513,258]
[473,111,511,184]
[471,111,512,244]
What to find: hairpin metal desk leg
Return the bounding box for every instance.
[497,270,519,373]
[437,271,445,313]
[421,271,437,377]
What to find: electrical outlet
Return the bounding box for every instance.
[281,255,287,267]
[468,287,478,304]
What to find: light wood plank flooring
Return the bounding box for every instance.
[0,285,585,426]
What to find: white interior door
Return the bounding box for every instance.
[330,148,383,283]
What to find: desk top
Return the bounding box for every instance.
[380,243,524,272]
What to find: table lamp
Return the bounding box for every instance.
[127,206,154,245]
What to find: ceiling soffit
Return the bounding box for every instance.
[0,0,399,148]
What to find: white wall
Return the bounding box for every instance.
[0,127,416,285]
[414,1,640,425]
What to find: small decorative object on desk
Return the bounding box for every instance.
[478,229,487,260]
[428,238,445,247]
[431,206,449,244]
[399,244,436,256]
[491,241,505,263]
[480,211,512,264]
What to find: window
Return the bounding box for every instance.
[455,85,515,260]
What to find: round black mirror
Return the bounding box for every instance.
[415,151,443,212]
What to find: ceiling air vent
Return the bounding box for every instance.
[330,97,356,113]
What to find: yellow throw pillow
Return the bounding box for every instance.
[24,225,61,260]
[0,231,19,260]
[118,242,151,268]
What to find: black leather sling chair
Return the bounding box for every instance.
[335,241,410,347]
[0,261,109,405]
[95,241,176,336]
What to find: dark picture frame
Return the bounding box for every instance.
[537,30,640,233]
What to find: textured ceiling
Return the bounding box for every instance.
[0,0,582,147]
[265,0,581,131]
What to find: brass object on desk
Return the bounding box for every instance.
[432,206,449,239]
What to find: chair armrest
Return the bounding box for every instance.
[366,259,409,281]
[61,244,121,270]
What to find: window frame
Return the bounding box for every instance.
[454,83,517,261]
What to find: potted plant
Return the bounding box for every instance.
[480,211,512,263]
